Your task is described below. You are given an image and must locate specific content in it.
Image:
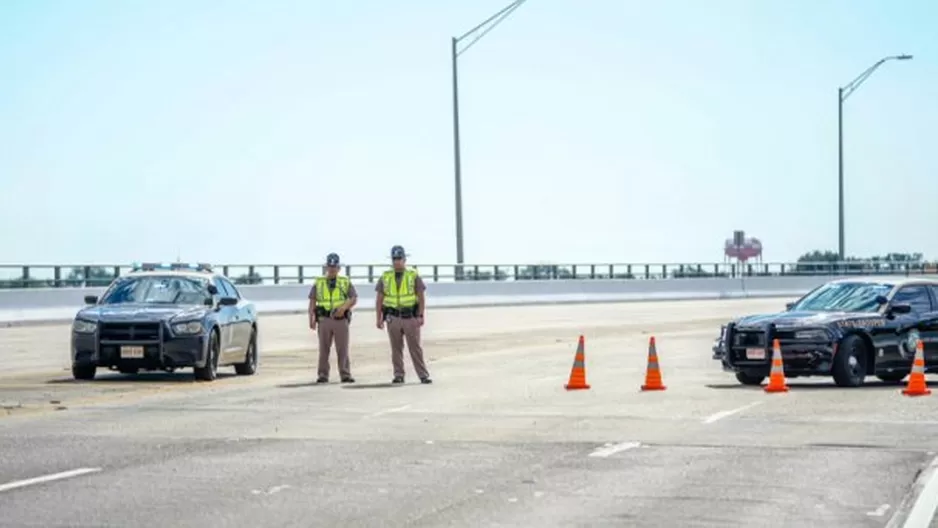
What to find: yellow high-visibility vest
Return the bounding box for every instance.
[315,275,350,310]
[381,269,418,309]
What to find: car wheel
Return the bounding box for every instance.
[876,372,908,384]
[832,334,868,387]
[194,329,220,382]
[234,328,258,376]
[735,370,765,386]
[72,364,96,381]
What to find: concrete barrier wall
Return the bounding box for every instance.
[0,276,836,327]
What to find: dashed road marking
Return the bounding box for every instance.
[588,441,641,458]
[365,404,411,418]
[0,467,101,493]
[702,401,763,424]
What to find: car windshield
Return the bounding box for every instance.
[789,281,893,312]
[99,275,211,305]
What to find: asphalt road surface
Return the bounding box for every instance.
[1,298,937,528]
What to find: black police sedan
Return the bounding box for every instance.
[70,263,259,382]
[712,276,938,387]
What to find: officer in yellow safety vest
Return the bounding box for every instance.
[309,252,357,384]
[375,245,431,384]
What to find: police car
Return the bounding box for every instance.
[70,262,259,381]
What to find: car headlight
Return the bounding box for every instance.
[72,319,97,334]
[172,321,203,335]
[794,329,828,341]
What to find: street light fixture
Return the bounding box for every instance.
[837,54,913,261]
[451,0,529,276]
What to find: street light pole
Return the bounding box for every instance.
[837,54,913,261]
[451,0,529,277]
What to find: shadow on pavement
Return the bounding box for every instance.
[45,372,237,384]
[341,382,402,390]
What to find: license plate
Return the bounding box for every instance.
[120,346,145,359]
[746,348,766,360]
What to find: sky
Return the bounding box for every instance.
[0,0,935,270]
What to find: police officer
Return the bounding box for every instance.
[375,245,432,384]
[308,252,357,383]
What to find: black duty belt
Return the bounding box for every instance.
[383,307,418,318]
[315,307,351,320]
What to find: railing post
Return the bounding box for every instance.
[298,265,304,284]
[368,265,374,283]
[273,266,280,285]
[21,266,29,288]
[54,266,61,288]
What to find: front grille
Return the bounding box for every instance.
[733,330,766,347]
[99,322,162,343]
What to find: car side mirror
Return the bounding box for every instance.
[207,284,218,295]
[218,297,238,306]
[785,302,795,310]
[204,297,214,307]
[84,295,98,305]
[889,303,912,315]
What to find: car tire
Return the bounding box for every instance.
[234,327,258,376]
[735,370,765,386]
[832,334,868,387]
[72,364,96,381]
[194,329,220,382]
[876,372,908,384]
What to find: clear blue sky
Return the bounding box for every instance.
[1,0,934,267]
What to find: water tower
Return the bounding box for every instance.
[724,230,763,265]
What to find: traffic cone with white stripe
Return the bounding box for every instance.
[641,336,666,391]
[764,339,789,393]
[564,335,590,390]
[902,339,931,397]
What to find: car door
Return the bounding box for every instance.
[921,285,938,364]
[213,277,241,361]
[220,277,249,356]
[890,284,935,358]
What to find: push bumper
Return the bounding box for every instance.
[716,323,836,377]
[71,332,209,370]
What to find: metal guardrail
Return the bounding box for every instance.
[0,260,935,289]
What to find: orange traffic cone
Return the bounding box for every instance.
[641,336,666,391]
[764,339,789,393]
[564,335,590,390]
[902,339,931,397]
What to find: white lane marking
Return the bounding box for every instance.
[252,484,291,496]
[702,401,763,424]
[588,441,641,458]
[366,404,411,418]
[867,504,891,517]
[0,467,101,493]
[898,455,938,528]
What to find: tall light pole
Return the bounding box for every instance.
[837,54,913,261]
[451,0,528,276]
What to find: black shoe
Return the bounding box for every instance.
[420,377,433,384]
[392,376,404,384]
[317,377,328,384]
[341,377,355,383]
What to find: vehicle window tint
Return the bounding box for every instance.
[930,286,938,310]
[220,277,241,299]
[213,278,231,298]
[893,286,932,313]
